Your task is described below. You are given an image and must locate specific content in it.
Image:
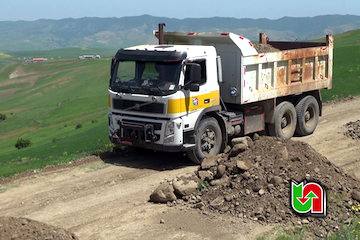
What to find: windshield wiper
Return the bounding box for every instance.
[123,101,156,112]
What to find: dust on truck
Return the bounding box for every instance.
[108,23,333,163]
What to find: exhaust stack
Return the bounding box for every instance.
[158,23,166,45]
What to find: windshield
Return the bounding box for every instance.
[110,61,182,96]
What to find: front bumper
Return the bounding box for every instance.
[109,112,188,152]
[109,133,185,152]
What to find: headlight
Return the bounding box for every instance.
[165,121,175,137]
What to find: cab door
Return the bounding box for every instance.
[183,58,220,114]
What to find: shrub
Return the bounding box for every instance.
[0,113,6,122]
[75,123,82,129]
[15,138,32,149]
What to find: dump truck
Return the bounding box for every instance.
[108,23,333,163]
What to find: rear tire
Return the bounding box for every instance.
[295,96,320,136]
[268,101,297,140]
[187,117,223,164]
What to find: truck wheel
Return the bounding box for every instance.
[187,117,223,164]
[295,96,319,136]
[268,101,297,140]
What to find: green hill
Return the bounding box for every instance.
[10,48,116,60]
[334,29,360,47]
[322,29,360,100]
[0,58,112,177]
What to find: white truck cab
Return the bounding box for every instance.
[108,24,333,163]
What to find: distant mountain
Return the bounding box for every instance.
[1,14,360,52]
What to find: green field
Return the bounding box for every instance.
[8,47,116,60]
[322,29,360,100]
[0,30,360,178]
[0,58,112,177]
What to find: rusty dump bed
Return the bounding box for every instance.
[241,33,333,104]
[161,31,333,105]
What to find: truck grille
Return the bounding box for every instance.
[121,120,162,130]
[112,99,165,114]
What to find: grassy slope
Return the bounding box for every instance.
[322,29,360,101]
[0,59,111,177]
[9,47,116,60]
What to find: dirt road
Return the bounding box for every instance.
[1,98,360,240]
[298,98,360,180]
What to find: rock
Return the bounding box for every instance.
[173,178,199,197]
[210,196,225,209]
[269,176,283,186]
[224,145,231,154]
[254,156,262,162]
[225,195,234,202]
[245,189,251,195]
[198,170,214,181]
[351,190,360,202]
[210,175,230,186]
[314,167,320,174]
[150,182,177,203]
[216,165,226,178]
[201,156,218,170]
[160,219,165,224]
[267,184,274,191]
[252,185,261,192]
[305,174,311,181]
[236,160,252,171]
[194,202,205,209]
[253,133,260,141]
[229,143,248,157]
[242,172,251,180]
[231,136,252,147]
[279,146,289,160]
[302,219,309,224]
[290,156,301,162]
[259,189,266,196]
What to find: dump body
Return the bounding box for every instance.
[162,32,333,105]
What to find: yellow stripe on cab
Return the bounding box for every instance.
[167,91,220,114]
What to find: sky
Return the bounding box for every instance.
[0,0,359,21]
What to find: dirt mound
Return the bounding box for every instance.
[345,120,360,140]
[0,216,78,240]
[253,43,281,53]
[151,137,360,238]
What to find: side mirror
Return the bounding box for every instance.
[185,63,201,91]
[110,58,116,77]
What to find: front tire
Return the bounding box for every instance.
[295,96,320,136]
[268,101,297,140]
[187,117,223,164]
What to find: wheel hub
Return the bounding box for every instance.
[305,111,311,122]
[201,128,216,154]
[281,117,288,128]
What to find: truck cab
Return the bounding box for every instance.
[109,45,224,161]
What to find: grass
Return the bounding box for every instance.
[334,29,360,47]
[328,219,360,240]
[0,58,113,177]
[257,219,360,240]
[8,47,116,60]
[322,44,360,101]
[257,227,307,240]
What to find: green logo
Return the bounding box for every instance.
[291,181,326,217]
